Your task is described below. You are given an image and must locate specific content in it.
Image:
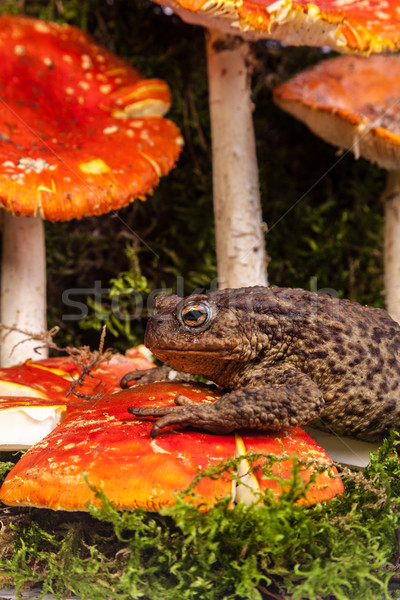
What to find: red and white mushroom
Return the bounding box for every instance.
[164,0,400,50]
[0,380,343,511]
[0,15,183,366]
[0,346,155,450]
[150,0,400,289]
[273,53,400,322]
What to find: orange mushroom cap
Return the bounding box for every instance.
[154,0,400,53]
[0,349,155,447]
[273,54,400,171]
[0,381,343,511]
[0,351,154,403]
[0,15,183,220]
[0,359,77,403]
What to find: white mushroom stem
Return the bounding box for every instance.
[383,170,400,324]
[206,29,268,289]
[0,212,48,366]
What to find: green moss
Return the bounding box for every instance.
[1,435,400,599]
[0,459,15,486]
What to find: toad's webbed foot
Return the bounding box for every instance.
[120,365,195,388]
[127,369,325,437]
[128,394,236,437]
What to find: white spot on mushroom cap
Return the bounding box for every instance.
[43,57,53,68]
[14,45,26,56]
[103,125,119,135]
[34,21,54,33]
[11,173,25,185]
[78,81,90,90]
[78,158,111,175]
[139,130,151,142]
[17,157,57,174]
[81,54,93,70]
[34,21,52,33]
[100,84,112,94]
[65,87,75,95]
[63,443,76,450]
[265,0,286,13]
[150,439,171,454]
[375,10,390,19]
[63,54,73,64]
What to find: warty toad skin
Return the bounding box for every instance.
[124,286,400,441]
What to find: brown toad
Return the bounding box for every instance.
[125,286,400,441]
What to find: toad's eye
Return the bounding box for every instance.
[181,303,210,327]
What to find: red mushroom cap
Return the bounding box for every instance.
[0,349,155,449]
[0,360,75,402]
[0,382,343,511]
[0,350,155,402]
[0,15,183,220]
[153,0,400,53]
[273,54,400,171]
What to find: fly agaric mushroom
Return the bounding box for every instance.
[0,347,155,450]
[273,53,400,323]
[151,0,400,289]
[0,15,183,366]
[0,381,343,511]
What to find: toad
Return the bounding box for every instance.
[124,286,400,441]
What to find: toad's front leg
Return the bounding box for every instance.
[127,368,325,437]
[120,365,195,388]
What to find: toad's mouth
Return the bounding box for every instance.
[148,346,235,358]
[145,334,234,354]
[148,347,238,382]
